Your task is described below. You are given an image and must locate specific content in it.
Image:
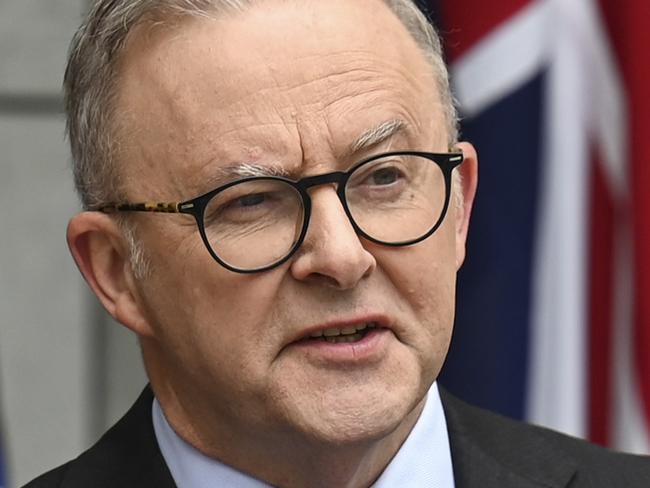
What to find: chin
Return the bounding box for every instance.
[309,409,412,446]
[275,374,426,446]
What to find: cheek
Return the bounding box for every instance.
[377,229,457,362]
[404,261,456,345]
[137,234,286,376]
[403,270,455,381]
[386,221,458,313]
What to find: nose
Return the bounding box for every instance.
[290,187,376,289]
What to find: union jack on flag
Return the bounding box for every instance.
[422,0,650,452]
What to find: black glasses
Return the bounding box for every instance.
[99,151,464,273]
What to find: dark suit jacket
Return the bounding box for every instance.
[24,386,650,487]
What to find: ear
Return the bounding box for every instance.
[67,212,155,337]
[453,142,478,270]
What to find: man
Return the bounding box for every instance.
[25,0,650,487]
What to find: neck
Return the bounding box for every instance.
[249,401,426,488]
[152,383,426,488]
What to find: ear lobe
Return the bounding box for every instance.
[453,142,478,270]
[67,213,154,337]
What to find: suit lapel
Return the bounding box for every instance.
[61,386,177,488]
[448,428,574,488]
[441,389,577,488]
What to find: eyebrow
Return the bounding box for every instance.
[350,119,408,153]
[196,161,289,194]
[218,162,289,179]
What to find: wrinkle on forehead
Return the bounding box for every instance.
[115,0,445,200]
[118,0,437,121]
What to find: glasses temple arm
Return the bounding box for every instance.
[98,202,184,214]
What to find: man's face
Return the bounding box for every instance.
[116,0,468,446]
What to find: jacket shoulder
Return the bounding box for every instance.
[21,386,175,488]
[22,462,71,488]
[441,389,650,487]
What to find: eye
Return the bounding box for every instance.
[210,191,278,223]
[204,180,301,229]
[346,158,414,206]
[355,161,409,189]
[227,192,267,209]
[368,166,403,186]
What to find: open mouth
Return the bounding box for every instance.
[303,322,378,344]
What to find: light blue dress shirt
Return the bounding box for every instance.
[153,382,455,487]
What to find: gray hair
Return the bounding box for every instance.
[65,0,460,275]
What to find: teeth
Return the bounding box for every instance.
[323,328,341,337]
[308,322,377,340]
[325,333,363,343]
[358,322,377,331]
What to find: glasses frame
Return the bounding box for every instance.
[99,150,464,273]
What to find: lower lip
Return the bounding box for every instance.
[289,328,391,364]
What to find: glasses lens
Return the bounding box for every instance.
[346,154,447,244]
[203,179,304,270]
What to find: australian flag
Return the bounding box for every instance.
[420,0,650,452]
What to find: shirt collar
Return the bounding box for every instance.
[152,382,455,488]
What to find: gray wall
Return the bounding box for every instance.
[0,3,146,487]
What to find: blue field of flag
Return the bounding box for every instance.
[439,72,546,420]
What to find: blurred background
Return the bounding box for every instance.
[0,0,648,486]
[0,5,147,487]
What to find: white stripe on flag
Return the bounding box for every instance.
[451,1,550,117]
[574,0,649,454]
[527,0,592,438]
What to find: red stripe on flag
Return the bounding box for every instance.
[588,151,615,447]
[435,0,531,61]
[598,0,650,431]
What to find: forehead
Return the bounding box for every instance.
[116,0,445,196]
